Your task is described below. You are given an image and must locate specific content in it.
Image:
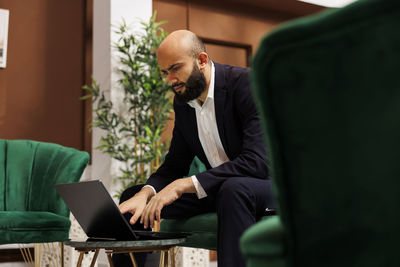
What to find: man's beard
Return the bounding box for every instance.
[172,64,207,105]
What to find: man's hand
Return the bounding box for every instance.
[119,187,155,225]
[141,177,195,229]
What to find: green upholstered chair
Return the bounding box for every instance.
[160,159,275,252]
[240,0,400,266]
[0,139,89,262]
[160,157,219,250]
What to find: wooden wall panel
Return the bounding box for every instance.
[153,0,187,33]
[188,3,278,53]
[206,44,248,68]
[153,0,186,142]
[0,1,87,150]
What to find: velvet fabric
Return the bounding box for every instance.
[241,216,286,267]
[161,213,218,250]
[0,139,89,244]
[160,155,272,251]
[0,211,71,243]
[160,157,219,250]
[241,0,400,266]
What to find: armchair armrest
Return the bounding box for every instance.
[240,216,287,267]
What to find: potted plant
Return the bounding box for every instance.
[82,12,172,196]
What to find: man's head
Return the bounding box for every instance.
[157,30,211,105]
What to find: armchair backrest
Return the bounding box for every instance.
[252,0,400,266]
[0,140,89,217]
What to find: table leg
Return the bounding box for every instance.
[159,250,169,267]
[76,252,85,267]
[159,250,164,267]
[129,252,138,267]
[165,250,169,267]
[90,249,100,267]
[170,248,175,267]
[106,252,114,267]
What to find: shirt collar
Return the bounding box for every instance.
[188,62,215,109]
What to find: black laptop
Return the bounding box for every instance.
[55,180,187,241]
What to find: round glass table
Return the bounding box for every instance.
[65,238,186,267]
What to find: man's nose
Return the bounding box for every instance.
[168,73,178,85]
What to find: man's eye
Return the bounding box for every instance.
[171,66,180,72]
[161,70,168,77]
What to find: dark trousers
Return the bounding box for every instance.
[113,177,275,267]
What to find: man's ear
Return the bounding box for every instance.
[197,52,209,69]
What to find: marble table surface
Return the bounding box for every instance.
[65,238,186,249]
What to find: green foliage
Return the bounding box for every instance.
[82,12,172,196]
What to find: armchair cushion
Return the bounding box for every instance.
[0,139,89,244]
[0,211,70,244]
[160,213,218,250]
[241,0,400,266]
[160,157,271,251]
[240,216,286,267]
[160,157,219,250]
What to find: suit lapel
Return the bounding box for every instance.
[184,105,210,166]
[214,63,229,155]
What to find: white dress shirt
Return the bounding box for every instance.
[145,63,229,199]
[188,62,230,198]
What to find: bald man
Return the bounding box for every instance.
[116,30,275,267]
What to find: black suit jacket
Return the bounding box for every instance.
[147,62,269,196]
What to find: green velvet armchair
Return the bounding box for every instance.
[160,158,274,252]
[240,0,400,266]
[160,157,219,250]
[0,139,89,262]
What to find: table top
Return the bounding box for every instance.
[65,238,186,249]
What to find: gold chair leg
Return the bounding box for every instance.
[34,243,41,267]
[19,244,35,266]
[26,246,34,264]
[59,242,64,267]
[20,247,28,265]
[28,242,64,267]
[19,246,28,264]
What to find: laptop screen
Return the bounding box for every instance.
[55,180,138,241]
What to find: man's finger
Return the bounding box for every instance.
[156,208,161,223]
[118,203,128,214]
[142,208,149,229]
[149,209,155,229]
[140,204,148,225]
[130,212,140,225]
